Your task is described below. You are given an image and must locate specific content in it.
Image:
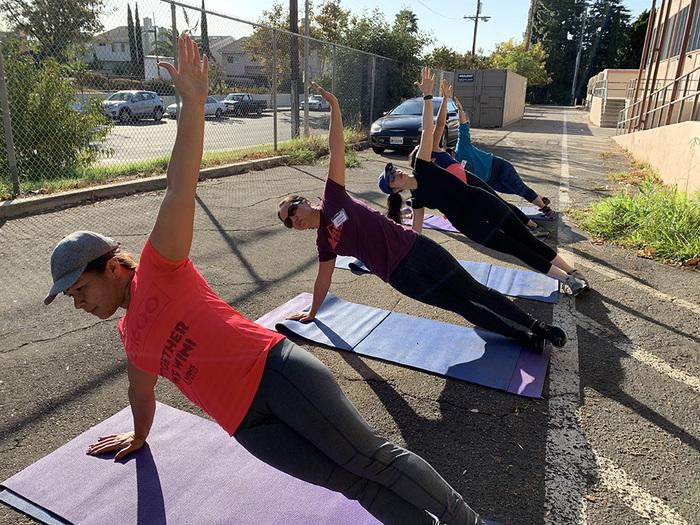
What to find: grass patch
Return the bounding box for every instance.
[578,178,700,265]
[344,148,361,168]
[2,128,367,200]
[608,159,661,187]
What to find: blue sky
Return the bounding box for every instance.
[2,0,653,55]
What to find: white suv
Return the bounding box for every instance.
[102,90,165,124]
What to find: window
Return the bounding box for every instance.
[670,6,689,58]
[111,43,119,53]
[120,42,126,52]
[689,5,700,52]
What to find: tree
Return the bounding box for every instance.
[423,46,491,71]
[200,0,211,58]
[531,0,587,103]
[0,38,110,183]
[582,0,631,74]
[315,0,350,43]
[127,4,138,77]
[489,39,551,87]
[134,3,146,78]
[618,9,648,69]
[0,0,106,62]
[244,3,291,89]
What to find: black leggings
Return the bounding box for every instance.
[445,186,557,274]
[388,235,537,340]
[463,169,531,226]
[236,338,482,525]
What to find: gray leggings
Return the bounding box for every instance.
[235,338,482,525]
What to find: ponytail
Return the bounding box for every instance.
[386,192,404,224]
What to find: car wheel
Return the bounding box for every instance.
[215,108,222,119]
[372,146,385,154]
[153,107,163,122]
[119,108,131,124]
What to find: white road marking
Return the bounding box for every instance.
[544,110,595,525]
[594,452,689,525]
[574,258,700,317]
[574,310,700,394]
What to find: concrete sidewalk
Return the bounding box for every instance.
[1,106,697,525]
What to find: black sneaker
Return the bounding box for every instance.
[531,321,567,347]
[517,331,548,353]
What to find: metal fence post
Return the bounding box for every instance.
[303,0,310,137]
[171,4,179,128]
[369,56,376,127]
[0,42,19,196]
[331,45,336,93]
[272,29,278,151]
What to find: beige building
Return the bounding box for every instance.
[607,0,700,195]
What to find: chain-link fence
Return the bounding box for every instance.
[0,0,453,199]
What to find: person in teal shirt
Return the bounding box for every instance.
[449,97,555,220]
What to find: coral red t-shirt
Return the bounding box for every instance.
[117,239,284,435]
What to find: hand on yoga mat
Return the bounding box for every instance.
[86,431,145,461]
[286,311,316,323]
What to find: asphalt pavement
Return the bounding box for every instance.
[0,105,697,525]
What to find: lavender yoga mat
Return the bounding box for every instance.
[404,207,550,233]
[334,257,558,304]
[0,403,380,525]
[256,293,550,398]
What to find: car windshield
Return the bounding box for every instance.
[107,92,132,101]
[390,98,445,116]
[225,94,244,101]
[310,95,322,100]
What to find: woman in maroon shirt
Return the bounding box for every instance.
[278,82,567,353]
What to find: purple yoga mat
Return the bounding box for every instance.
[1,403,380,525]
[257,293,550,398]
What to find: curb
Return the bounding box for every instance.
[0,140,370,221]
[0,156,288,221]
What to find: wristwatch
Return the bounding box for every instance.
[423,94,433,100]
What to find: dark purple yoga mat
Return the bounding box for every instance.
[1,403,380,525]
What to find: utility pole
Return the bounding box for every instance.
[464,1,491,56]
[303,0,310,137]
[290,0,300,138]
[571,6,588,105]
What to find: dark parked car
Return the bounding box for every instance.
[369,97,459,154]
[222,93,267,116]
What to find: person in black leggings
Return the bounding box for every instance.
[378,70,589,297]
[277,82,566,353]
[50,43,480,525]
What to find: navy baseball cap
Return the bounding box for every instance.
[44,231,119,305]
[377,163,396,195]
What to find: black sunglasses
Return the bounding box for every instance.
[281,198,305,228]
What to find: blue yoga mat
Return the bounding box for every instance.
[256,293,550,398]
[0,403,380,525]
[334,256,559,304]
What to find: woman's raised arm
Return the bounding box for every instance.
[313,82,345,187]
[149,35,208,261]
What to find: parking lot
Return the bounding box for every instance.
[96,109,331,165]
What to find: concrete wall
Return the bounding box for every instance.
[613,121,700,195]
[603,69,638,98]
[503,71,527,127]
[589,96,604,126]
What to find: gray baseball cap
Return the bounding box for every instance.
[44,231,119,305]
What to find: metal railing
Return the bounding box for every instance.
[617,65,700,134]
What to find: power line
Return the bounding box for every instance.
[414,0,463,21]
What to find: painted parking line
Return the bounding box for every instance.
[574,310,700,395]
[544,111,594,525]
[593,451,688,525]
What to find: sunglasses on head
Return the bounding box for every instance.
[281,198,305,228]
[386,166,397,183]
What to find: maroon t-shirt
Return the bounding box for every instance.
[316,178,417,281]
